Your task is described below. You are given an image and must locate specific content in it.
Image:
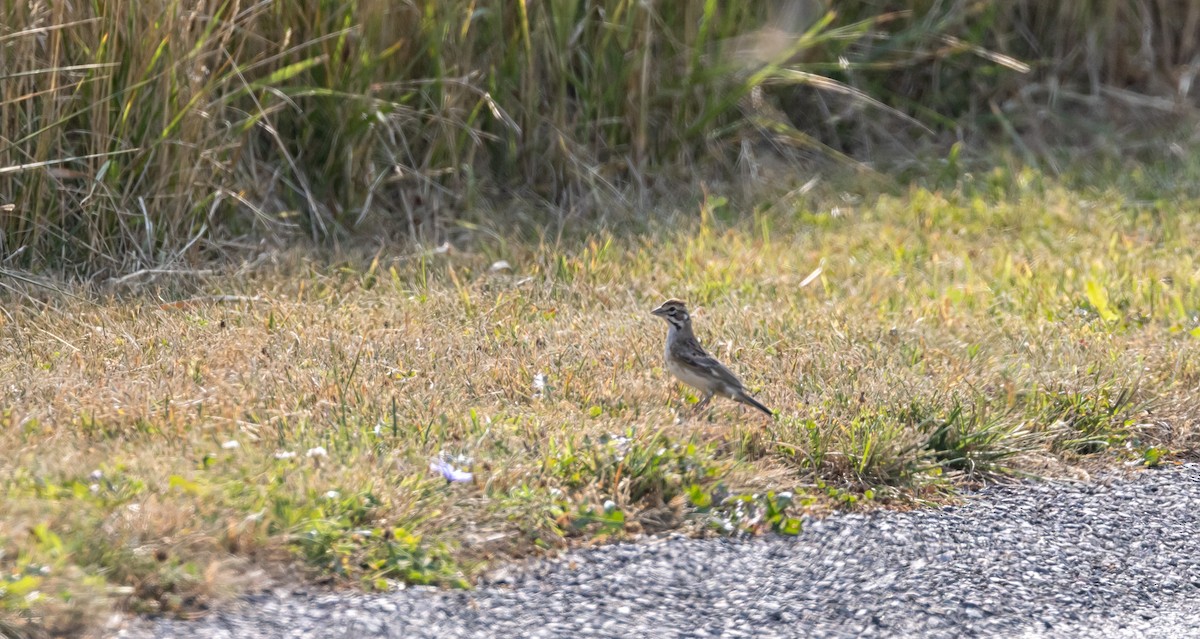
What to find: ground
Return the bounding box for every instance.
[2,164,1199,634]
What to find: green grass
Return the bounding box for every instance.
[2,162,1200,634]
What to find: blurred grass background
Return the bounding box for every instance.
[3,0,1199,274]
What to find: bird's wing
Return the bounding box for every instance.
[672,337,746,391]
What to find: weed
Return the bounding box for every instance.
[689,486,805,537]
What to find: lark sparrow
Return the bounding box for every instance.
[651,299,773,416]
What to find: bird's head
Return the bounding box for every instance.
[651,299,691,329]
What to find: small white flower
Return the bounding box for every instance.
[373,422,383,436]
[324,490,340,500]
[89,469,103,481]
[429,459,473,483]
[533,372,547,396]
[89,483,100,494]
[274,451,297,460]
[306,447,328,458]
[602,500,617,514]
[221,440,240,450]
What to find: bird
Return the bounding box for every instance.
[650,299,773,417]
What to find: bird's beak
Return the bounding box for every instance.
[650,304,667,316]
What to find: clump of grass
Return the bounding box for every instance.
[547,431,719,511]
[772,409,931,490]
[912,400,1036,479]
[770,397,1035,497]
[1027,385,1143,456]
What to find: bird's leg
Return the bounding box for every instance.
[695,392,714,414]
[669,385,691,422]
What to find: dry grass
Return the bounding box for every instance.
[3,165,1200,634]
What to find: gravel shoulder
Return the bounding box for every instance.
[115,464,1200,639]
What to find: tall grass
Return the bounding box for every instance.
[2,1,1196,273]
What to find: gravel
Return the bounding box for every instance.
[115,464,1200,639]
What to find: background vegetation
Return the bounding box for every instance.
[3,0,1199,273]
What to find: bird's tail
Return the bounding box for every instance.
[737,392,774,417]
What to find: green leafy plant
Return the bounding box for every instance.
[687,484,803,536]
[1141,446,1168,468]
[285,490,466,589]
